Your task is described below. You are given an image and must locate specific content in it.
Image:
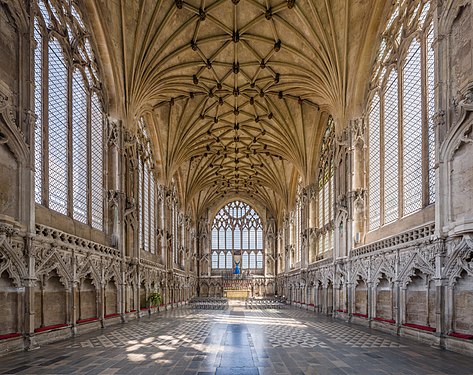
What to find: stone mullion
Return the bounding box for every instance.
[86,90,92,225]
[70,253,77,333]
[42,32,49,207]
[379,85,385,227]
[66,61,73,217]
[434,241,446,337]
[420,30,430,208]
[398,62,404,219]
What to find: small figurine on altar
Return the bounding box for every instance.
[234,260,240,274]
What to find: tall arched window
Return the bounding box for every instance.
[34,0,104,229]
[293,178,303,265]
[211,201,263,270]
[316,117,335,258]
[138,118,156,253]
[368,0,435,231]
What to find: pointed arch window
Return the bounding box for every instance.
[211,201,263,270]
[316,117,335,258]
[34,0,104,229]
[368,0,435,231]
[137,118,156,253]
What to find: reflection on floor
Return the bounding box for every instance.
[0,305,471,374]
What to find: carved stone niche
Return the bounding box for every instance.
[441,85,473,236]
[449,2,473,104]
[0,81,25,223]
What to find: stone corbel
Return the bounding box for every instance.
[124,196,136,217]
[107,118,121,147]
[108,190,121,208]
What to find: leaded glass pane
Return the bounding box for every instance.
[226,228,232,249]
[249,252,256,268]
[226,252,232,269]
[144,163,149,251]
[212,228,218,249]
[318,188,323,227]
[256,251,263,269]
[219,228,225,249]
[369,95,381,229]
[34,20,42,205]
[242,252,249,269]
[212,252,218,268]
[211,201,263,270]
[403,40,423,215]
[249,228,256,249]
[427,25,436,204]
[150,173,155,253]
[256,228,263,249]
[48,39,68,215]
[219,252,225,269]
[242,228,249,250]
[323,182,329,225]
[72,70,88,223]
[384,70,399,224]
[138,156,143,249]
[91,94,103,229]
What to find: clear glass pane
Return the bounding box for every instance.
[34,20,42,205]
[256,251,263,269]
[427,25,436,204]
[403,40,423,215]
[212,251,218,268]
[369,95,381,230]
[226,252,232,269]
[212,228,218,249]
[242,252,248,269]
[384,70,399,224]
[150,173,155,253]
[91,94,103,229]
[144,163,149,251]
[219,252,225,269]
[249,252,256,268]
[48,39,68,215]
[72,70,88,223]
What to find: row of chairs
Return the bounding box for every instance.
[189,297,228,310]
[245,298,286,309]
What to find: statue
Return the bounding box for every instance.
[234,261,240,275]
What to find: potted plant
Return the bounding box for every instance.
[146,292,163,310]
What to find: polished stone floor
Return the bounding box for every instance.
[0,305,472,375]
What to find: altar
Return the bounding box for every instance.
[224,289,250,299]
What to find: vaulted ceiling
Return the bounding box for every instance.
[85,0,390,222]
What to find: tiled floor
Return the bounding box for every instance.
[0,305,472,374]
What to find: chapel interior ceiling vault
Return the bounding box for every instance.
[85,0,390,221]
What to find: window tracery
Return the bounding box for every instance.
[316,117,335,257]
[137,118,156,253]
[211,201,263,270]
[368,0,435,231]
[34,0,104,229]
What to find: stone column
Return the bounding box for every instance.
[70,280,78,334]
[367,281,373,320]
[350,118,366,249]
[99,281,105,328]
